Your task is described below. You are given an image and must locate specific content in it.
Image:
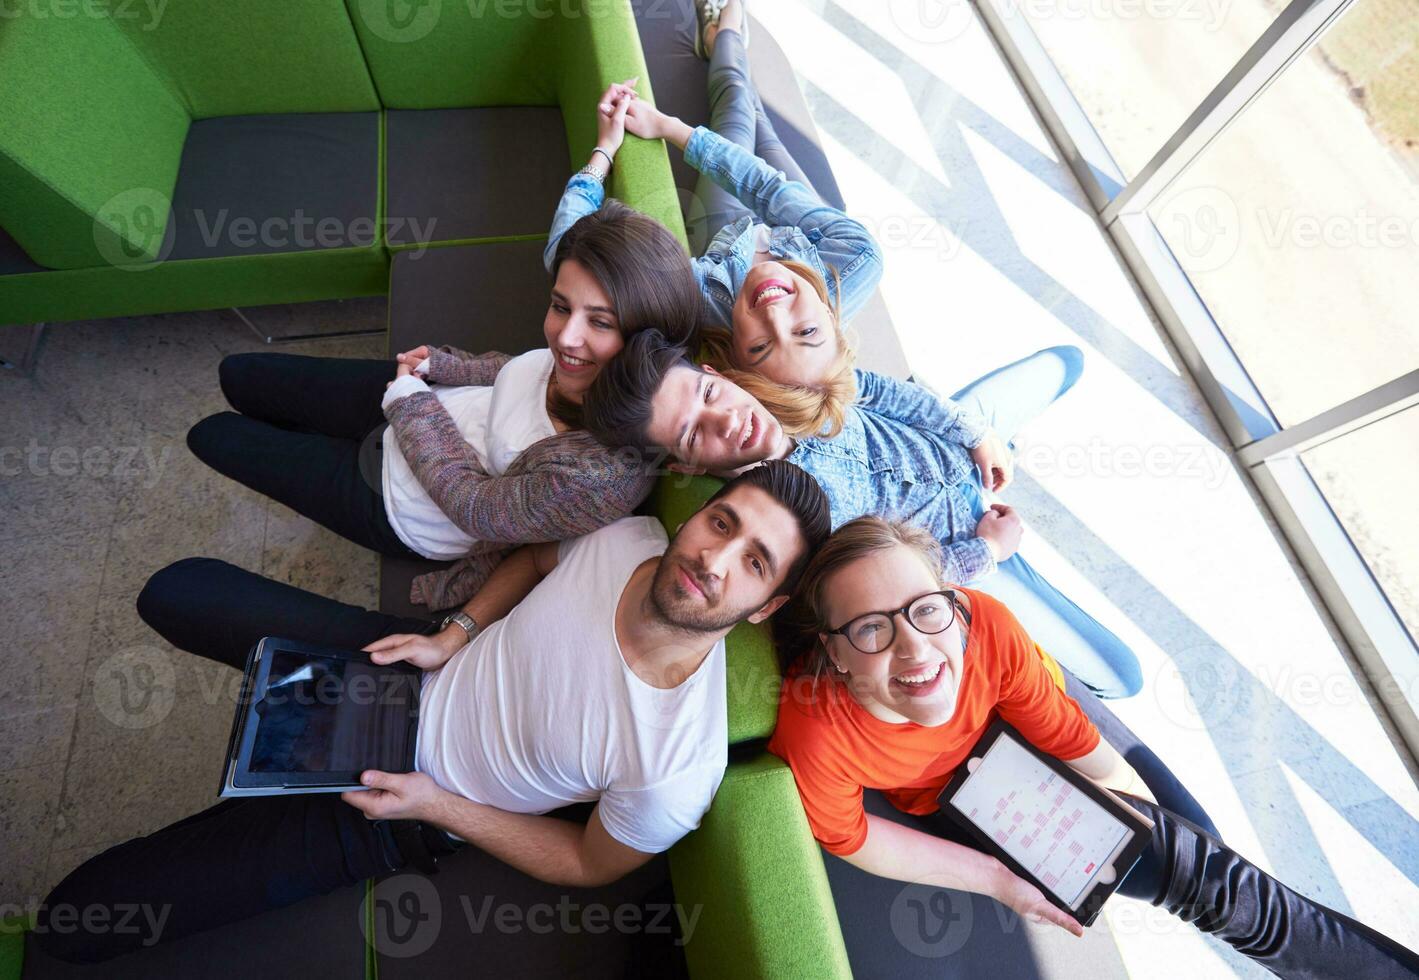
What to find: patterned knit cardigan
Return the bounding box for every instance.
[382,345,655,611]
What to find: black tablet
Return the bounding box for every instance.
[219,636,422,797]
[937,719,1154,926]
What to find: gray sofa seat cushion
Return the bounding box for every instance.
[385,108,570,246]
[167,112,381,261]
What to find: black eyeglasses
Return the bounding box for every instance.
[825,590,959,655]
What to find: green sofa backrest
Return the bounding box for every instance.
[344,0,562,107]
[0,15,189,268]
[650,475,785,745]
[0,0,381,271]
[113,0,380,118]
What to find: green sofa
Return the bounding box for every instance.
[0,0,680,326]
[1,2,848,978]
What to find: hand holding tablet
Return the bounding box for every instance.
[937,720,1154,927]
[220,637,422,798]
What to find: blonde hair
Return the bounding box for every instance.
[706,259,859,439]
[775,517,945,681]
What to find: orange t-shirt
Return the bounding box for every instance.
[768,588,1101,856]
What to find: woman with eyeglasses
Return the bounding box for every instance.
[767,516,1419,976]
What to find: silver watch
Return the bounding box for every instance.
[439,611,478,643]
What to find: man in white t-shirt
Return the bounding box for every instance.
[38,461,831,963]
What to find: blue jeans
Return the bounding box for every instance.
[950,346,1144,699]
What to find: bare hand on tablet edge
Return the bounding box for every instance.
[994,867,1086,937]
[363,628,465,671]
[342,770,448,822]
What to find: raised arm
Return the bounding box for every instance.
[622,99,879,273]
[842,814,1083,936]
[543,79,636,272]
[683,126,871,247]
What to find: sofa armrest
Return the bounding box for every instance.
[552,0,688,243]
[669,753,851,979]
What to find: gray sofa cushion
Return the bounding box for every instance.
[168,112,381,260]
[385,108,570,246]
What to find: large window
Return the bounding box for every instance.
[1022,0,1280,178]
[979,0,1419,749]
[1148,4,1419,426]
[1304,405,1419,647]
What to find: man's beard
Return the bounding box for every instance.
[648,557,751,634]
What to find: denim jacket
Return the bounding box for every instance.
[787,370,997,585]
[545,127,882,330]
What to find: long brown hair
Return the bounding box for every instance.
[774,517,945,680]
[546,199,701,428]
[703,259,858,438]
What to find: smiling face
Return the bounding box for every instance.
[819,544,967,727]
[730,261,842,387]
[542,259,625,402]
[650,484,805,633]
[646,364,792,474]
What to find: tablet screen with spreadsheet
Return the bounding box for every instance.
[939,720,1153,925]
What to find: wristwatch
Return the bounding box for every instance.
[438,611,479,644]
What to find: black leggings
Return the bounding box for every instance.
[188,352,417,558]
[35,558,443,964]
[923,676,1419,978]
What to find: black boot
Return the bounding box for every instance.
[1119,796,1419,979]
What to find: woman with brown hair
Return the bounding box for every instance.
[183,86,702,611]
[768,516,1419,976]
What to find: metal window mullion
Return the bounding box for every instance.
[973,0,1128,213]
[1237,368,1419,467]
[1102,0,1358,225]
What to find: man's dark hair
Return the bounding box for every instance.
[583,327,694,452]
[706,460,831,598]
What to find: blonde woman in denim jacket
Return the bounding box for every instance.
[546,0,879,400]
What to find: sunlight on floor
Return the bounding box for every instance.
[757,0,1419,974]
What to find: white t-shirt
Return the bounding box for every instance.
[416,517,728,854]
[380,349,556,560]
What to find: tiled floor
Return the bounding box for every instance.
[758,0,1419,975]
[3,6,1417,978]
[0,299,385,907]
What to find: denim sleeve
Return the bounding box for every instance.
[543,173,606,273]
[853,370,990,449]
[942,536,996,585]
[685,127,879,262]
